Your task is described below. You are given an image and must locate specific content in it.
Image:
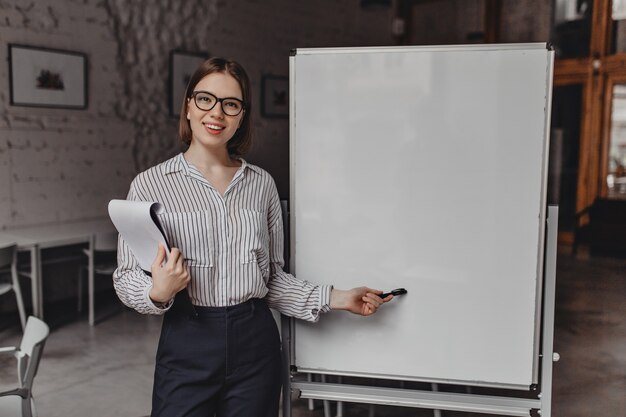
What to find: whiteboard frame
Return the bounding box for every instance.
[289,43,554,389]
[533,46,555,383]
[289,43,551,54]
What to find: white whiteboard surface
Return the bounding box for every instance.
[291,44,553,388]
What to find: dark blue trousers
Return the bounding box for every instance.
[151,298,282,417]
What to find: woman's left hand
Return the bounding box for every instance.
[330,287,393,316]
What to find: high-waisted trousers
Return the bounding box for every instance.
[151,298,282,417]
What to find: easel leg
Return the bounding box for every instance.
[539,205,559,417]
[431,383,442,417]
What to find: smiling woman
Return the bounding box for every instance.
[112,56,393,417]
[184,72,246,158]
[177,58,253,158]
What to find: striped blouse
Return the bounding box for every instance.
[113,153,332,322]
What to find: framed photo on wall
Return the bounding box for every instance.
[261,75,288,118]
[8,44,88,109]
[169,50,209,117]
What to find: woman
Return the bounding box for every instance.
[113,57,392,417]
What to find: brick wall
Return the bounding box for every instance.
[411,0,486,45]
[1,0,136,229]
[499,0,551,43]
[410,0,551,45]
[0,0,394,230]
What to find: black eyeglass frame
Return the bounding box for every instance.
[190,90,246,116]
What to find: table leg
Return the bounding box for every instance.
[88,235,95,326]
[37,246,44,319]
[29,245,43,319]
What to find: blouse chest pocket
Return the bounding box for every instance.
[237,208,269,270]
[159,210,214,268]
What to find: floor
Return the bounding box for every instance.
[0,246,624,417]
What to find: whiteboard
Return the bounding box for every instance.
[290,44,553,388]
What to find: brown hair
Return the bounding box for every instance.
[178,57,252,156]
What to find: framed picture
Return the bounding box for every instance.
[261,75,288,118]
[169,50,209,117]
[8,44,88,109]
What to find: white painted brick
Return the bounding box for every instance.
[0,135,12,228]
[500,0,551,43]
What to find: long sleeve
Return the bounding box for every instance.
[263,183,332,322]
[112,178,172,315]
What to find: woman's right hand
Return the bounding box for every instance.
[149,245,190,304]
[330,287,393,316]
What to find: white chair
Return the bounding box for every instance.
[0,244,27,331]
[0,316,50,417]
[77,232,119,326]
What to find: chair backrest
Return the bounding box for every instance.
[20,317,49,356]
[18,316,50,390]
[0,244,17,269]
[94,232,118,252]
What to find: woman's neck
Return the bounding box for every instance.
[184,142,239,170]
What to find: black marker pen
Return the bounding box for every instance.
[379,288,408,298]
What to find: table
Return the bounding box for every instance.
[0,218,116,320]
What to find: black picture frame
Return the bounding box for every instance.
[8,44,88,110]
[261,75,289,118]
[169,50,209,117]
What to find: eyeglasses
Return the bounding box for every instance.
[190,91,245,116]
